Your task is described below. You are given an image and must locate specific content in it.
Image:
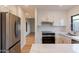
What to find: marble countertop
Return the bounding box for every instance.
[30,44,79,53]
[57,32,79,41]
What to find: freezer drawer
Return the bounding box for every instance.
[9,40,21,53]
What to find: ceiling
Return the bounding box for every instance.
[33,5,75,11]
[20,5,35,17]
[20,5,76,17]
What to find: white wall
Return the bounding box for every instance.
[18,7,26,48]
[36,9,67,43]
[66,6,79,34]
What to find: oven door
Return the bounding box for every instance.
[42,32,55,44]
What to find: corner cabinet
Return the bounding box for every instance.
[55,34,71,44]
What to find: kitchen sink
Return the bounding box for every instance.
[66,33,76,36]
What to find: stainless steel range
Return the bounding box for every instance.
[42,31,55,44]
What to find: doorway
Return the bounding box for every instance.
[27,18,35,44]
[21,18,35,53]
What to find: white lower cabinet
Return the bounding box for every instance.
[55,34,71,44]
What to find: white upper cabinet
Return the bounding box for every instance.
[53,19,65,26]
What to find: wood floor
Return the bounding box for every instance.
[21,33,35,53]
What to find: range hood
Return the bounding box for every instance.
[41,20,53,25]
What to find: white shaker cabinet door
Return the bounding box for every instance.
[55,34,71,44]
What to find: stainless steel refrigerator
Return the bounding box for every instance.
[0,12,21,53]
